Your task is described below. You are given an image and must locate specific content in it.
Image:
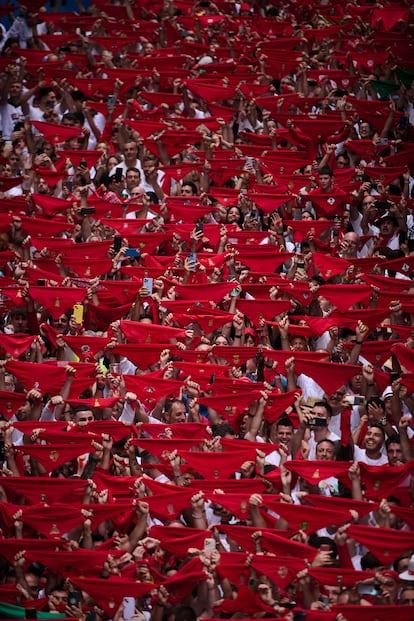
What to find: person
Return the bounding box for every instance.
[0,0,414,618]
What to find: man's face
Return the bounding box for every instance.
[364,426,384,453]
[319,174,332,191]
[10,81,23,98]
[336,157,348,169]
[165,402,186,423]
[11,313,28,333]
[124,143,138,162]
[75,409,94,426]
[143,159,157,177]
[316,441,335,460]
[326,387,345,409]
[387,441,403,466]
[401,588,414,605]
[380,219,396,236]
[274,424,293,446]
[126,170,141,189]
[52,314,69,334]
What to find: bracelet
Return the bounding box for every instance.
[281,336,289,341]
[355,340,363,344]
[367,382,375,386]
[234,333,242,337]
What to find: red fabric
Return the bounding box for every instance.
[28,286,87,319]
[292,360,361,394]
[261,530,318,561]
[62,335,111,361]
[285,460,351,485]
[236,299,291,324]
[5,360,96,397]
[390,343,414,373]
[317,284,373,312]
[120,320,187,343]
[197,390,261,418]
[0,501,83,538]
[0,475,87,505]
[251,554,308,590]
[333,605,414,621]
[0,390,29,419]
[30,120,83,144]
[177,448,259,479]
[67,576,156,616]
[309,567,375,588]
[150,524,212,556]
[306,494,379,517]
[347,524,414,565]
[123,374,183,409]
[15,441,94,472]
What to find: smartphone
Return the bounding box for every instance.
[37,279,46,286]
[113,236,122,252]
[297,262,305,268]
[79,159,87,169]
[357,583,378,596]
[68,590,80,606]
[143,277,153,295]
[73,303,84,324]
[390,372,400,383]
[204,537,216,551]
[196,222,204,234]
[344,395,366,406]
[107,94,116,112]
[115,167,123,183]
[123,597,135,620]
[188,252,197,271]
[125,248,140,258]
[80,207,96,216]
[312,417,327,427]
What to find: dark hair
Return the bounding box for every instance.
[276,415,293,429]
[313,400,332,417]
[386,434,401,450]
[181,181,198,195]
[318,166,333,177]
[165,398,184,415]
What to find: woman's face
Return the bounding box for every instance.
[227,207,241,224]
[97,142,110,157]
[107,157,119,172]
[302,210,314,221]
[215,335,229,346]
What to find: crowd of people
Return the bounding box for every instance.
[0,0,414,619]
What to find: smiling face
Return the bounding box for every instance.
[364,426,385,454]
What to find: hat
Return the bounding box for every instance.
[400,554,414,582]
[240,2,251,11]
[382,385,393,399]
[374,211,399,227]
